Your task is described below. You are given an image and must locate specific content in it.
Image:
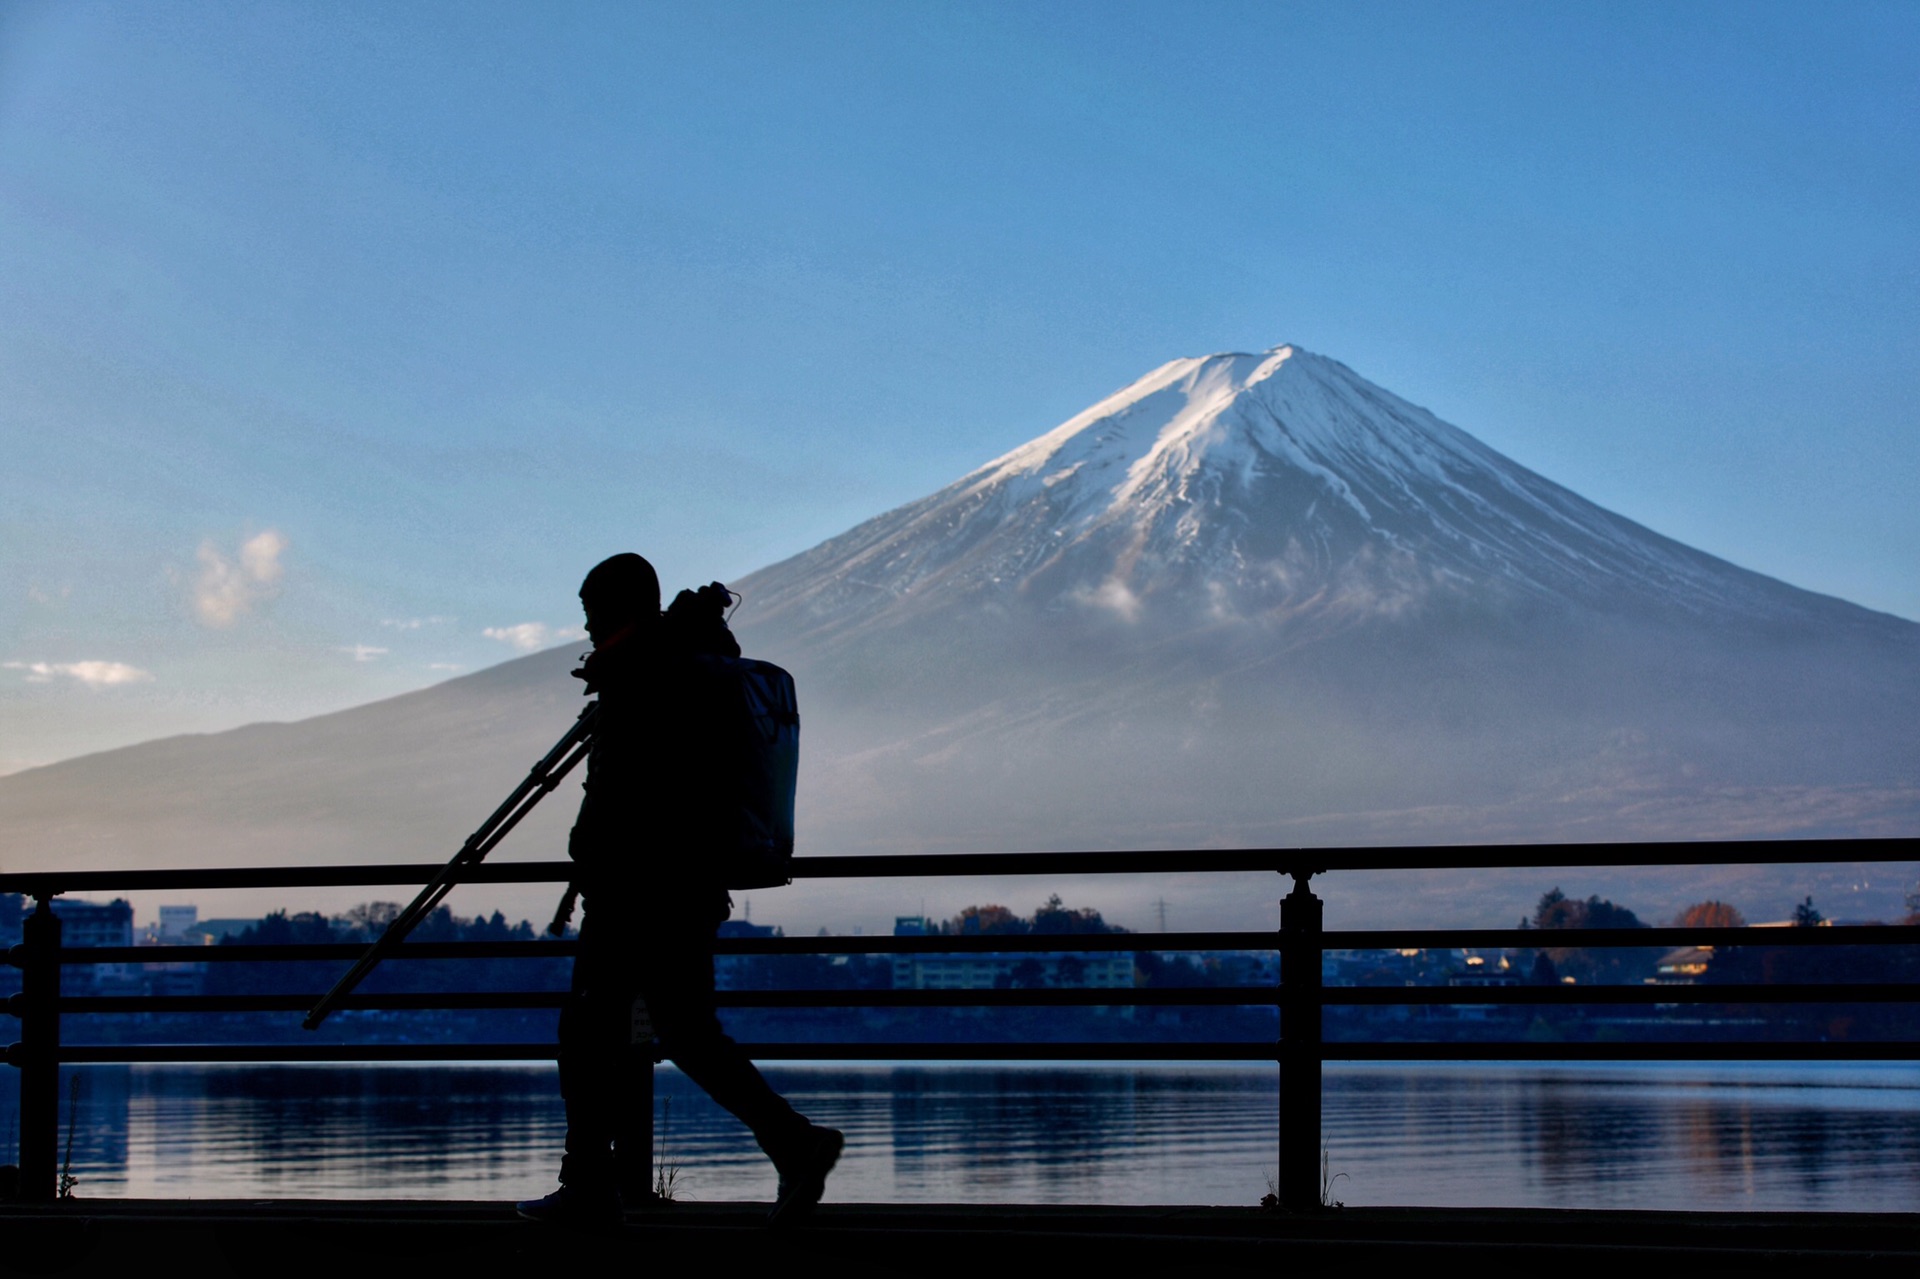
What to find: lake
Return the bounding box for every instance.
[35,1061,1920,1211]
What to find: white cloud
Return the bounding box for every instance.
[1075,576,1143,623]
[482,623,587,652]
[240,530,286,584]
[380,616,453,631]
[194,529,288,627]
[427,662,465,672]
[483,622,554,652]
[339,644,389,663]
[5,660,154,688]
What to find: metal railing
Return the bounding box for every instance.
[4,838,1917,1209]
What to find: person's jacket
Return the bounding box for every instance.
[568,591,742,900]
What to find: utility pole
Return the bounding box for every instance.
[1155,898,1169,932]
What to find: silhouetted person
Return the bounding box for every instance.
[518,553,841,1227]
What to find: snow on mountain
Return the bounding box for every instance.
[738,346,1886,661]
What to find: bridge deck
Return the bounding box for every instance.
[3,1200,1917,1276]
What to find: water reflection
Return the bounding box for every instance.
[47,1062,1920,1211]
[1332,1063,1920,1210]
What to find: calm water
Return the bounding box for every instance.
[35,1062,1920,1211]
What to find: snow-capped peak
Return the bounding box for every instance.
[740,344,1866,640]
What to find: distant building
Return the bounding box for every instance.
[0,894,22,996]
[158,905,198,942]
[1654,946,1714,982]
[889,917,1133,991]
[50,897,138,994]
[0,892,22,949]
[139,903,209,995]
[714,918,781,991]
[51,897,134,947]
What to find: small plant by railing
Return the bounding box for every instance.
[56,1074,77,1201]
[1319,1141,1347,1210]
[653,1096,680,1202]
[3,837,1916,1210]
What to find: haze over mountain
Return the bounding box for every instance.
[4,347,1915,929]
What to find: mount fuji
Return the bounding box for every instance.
[725,346,1918,853]
[3,345,1915,927]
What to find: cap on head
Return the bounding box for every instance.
[579,553,660,629]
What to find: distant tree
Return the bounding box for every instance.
[341,902,401,938]
[1792,896,1825,928]
[409,905,461,943]
[1534,888,1582,931]
[1032,894,1126,936]
[467,910,513,942]
[946,905,1028,936]
[1135,951,1211,988]
[944,896,1128,936]
[1529,890,1657,984]
[1586,898,1645,931]
[1054,955,1087,987]
[1008,958,1049,990]
[1675,901,1746,930]
[235,910,336,946]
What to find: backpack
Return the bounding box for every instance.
[694,653,800,889]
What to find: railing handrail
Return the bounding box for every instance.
[2,835,1914,896]
[38,922,1920,967]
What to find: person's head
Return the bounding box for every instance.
[579,553,660,642]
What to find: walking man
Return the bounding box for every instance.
[518,552,842,1227]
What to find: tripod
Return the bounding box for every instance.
[302,700,600,1030]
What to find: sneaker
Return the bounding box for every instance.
[767,1126,843,1227]
[516,1183,622,1229]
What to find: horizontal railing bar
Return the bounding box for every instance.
[1326,1042,1920,1062]
[55,932,1262,964]
[56,1043,566,1064]
[48,925,1920,968]
[53,1043,1277,1064]
[49,1040,1920,1066]
[1325,982,1920,1005]
[1324,926,1920,950]
[720,988,1262,1008]
[60,941,581,964]
[51,987,1276,1014]
[45,981,1920,1017]
[702,932,1263,955]
[3,836,1913,896]
[56,992,570,1013]
[792,840,1920,877]
[0,862,579,894]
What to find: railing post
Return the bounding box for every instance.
[619,999,656,1199]
[1279,869,1323,1212]
[6,896,63,1201]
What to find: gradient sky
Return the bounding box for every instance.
[2,0,1916,772]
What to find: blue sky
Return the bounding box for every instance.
[2,0,1916,770]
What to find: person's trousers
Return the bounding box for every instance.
[556,889,808,1189]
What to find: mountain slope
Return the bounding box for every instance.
[2,345,1914,928]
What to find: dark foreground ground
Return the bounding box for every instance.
[3,1200,1918,1277]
